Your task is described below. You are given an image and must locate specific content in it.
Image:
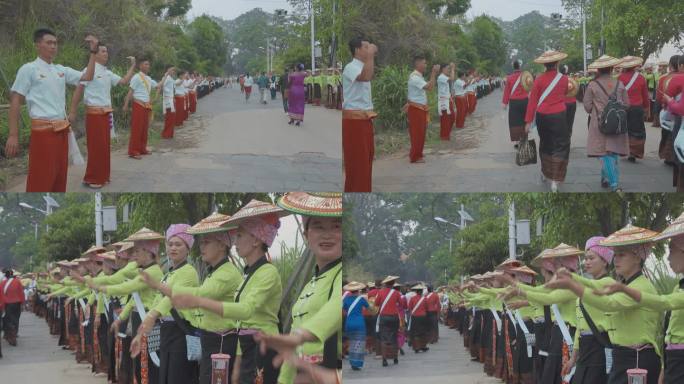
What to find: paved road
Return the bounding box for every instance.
[6,87,342,192]
[0,312,103,383]
[344,324,500,384]
[373,88,674,192]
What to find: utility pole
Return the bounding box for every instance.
[309,0,316,72]
[509,200,517,260]
[582,0,587,73]
[95,192,103,247]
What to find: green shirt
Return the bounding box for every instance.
[106,263,164,321]
[521,284,577,327]
[88,261,139,286]
[173,258,242,332]
[221,257,281,335]
[278,259,342,384]
[151,261,199,321]
[580,273,662,356]
[635,281,684,345]
[571,274,614,348]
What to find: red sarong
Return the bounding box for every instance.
[83,111,111,185]
[189,91,197,113]
[162,109,175,139]
[455,95,467,128]
[174,96,185,127]
[26,120,69,192]
[128,101,150,157]
[439,99,455,140]
[467,92,477,114]
[408,103,428,163]
[343,111,376,192]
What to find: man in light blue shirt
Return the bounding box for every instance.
[407,56,439,163]
[342,37,377,192]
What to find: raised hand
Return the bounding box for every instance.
[593,282,626,296]
[84,35,99,52]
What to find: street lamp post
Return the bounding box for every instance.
[309,0,315,72]
[582,0,587,73]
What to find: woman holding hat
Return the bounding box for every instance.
[131,223,200,384]
[342,281,373,371]
[502,59,530,145]
[617,56,650,162]
[524,50,571,192]
[559,236,615,384]
[545,225,662,384]
[167,213,243,384]
[594,212,684,383]
[506,244,582,384]
[251,192,343,384]
[171,200,287,384]
[583,55,630,192]
[96,228,165,384]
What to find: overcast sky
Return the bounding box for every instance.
[189,0,293,21]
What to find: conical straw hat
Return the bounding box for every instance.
[277,192,342,217]
[589,55,621,69]
[124,227,164,242]
[187,213,235,235]
[534,50,568,64]
[599,224,658,247]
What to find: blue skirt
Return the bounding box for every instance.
[347,330,366,368]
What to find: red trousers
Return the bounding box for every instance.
[408,104,428,163]
[83,112,111,185]
[467,92,477,114]
[174,96,185,127]
[343,117,375,192]
[455,95,467,128]
[26,127,68,192]
[128,102,150,157]
[439,99,455,140]
[162,109,175,139]
[189,92,197,113]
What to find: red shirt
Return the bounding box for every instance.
[408,294,428,317]
[426,292,441,312]
[525,69,569,123]
[666,73,684,101]
[618,70,649,109]
[502,71,529,104]
[374,287,401,316]
[1,277,25,304]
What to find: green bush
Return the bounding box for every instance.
[373,65,410,132]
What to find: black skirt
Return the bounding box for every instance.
[159,321,199,384]
[481,311,493,349]
[378,315,399,346]
[514,320,534,375]
[627,106,646,139]
[565,102,577,136]
[131,312,159,384]
[608,346,660,384]
[508,98,529,141]
[238,334,279,384]
[199,331,238,384]
[571,333,608,384]
[665,349,684,384]
[537,111,571,182]
[541,324,575,384]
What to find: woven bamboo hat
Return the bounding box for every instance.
[83,245,107,256]
[589,55,621,69]
[367,281,375,288]
[344,281,367,291]
[187,213,235,235]
[411,283,427,290]
[124,227,164,242]
[618,56,644,69]
[534,50,568,64]
[224,199,290,226]
[531,248,553,267]
[511,265,537,277]
[520,71,534,91]
[653,212,684,241]
[541,243,584,259]
[277,192,342,217]
[495,258,523,271]
[599,224,658,247]
[382,275,400,285]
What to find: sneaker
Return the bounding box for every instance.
[351,367,361,371]
[628,156,636,163]
[550,181,559,193]
[393,358,399,364]
[382,359,388,367]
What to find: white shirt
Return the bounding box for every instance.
[11,57,82,119]
[162,76,175,112]
[174,79,187,96]
[452,78,466,96]
[183,79,195,92]
[129,73,158,103]
[243,76,254,87]
[80,63,122,107]
[342,58,373,110]
[437,74,451,114]
[408,71,428,105]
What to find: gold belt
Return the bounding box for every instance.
[31,119,70,132]
[342,110,378,120]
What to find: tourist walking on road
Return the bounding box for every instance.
[287,64,307,126]
[243,73,254,102]
[258,72,269,104]
[618,56,650,162]
[502,59,530,146]
[583,55,630,192]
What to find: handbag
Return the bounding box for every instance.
[516,134,537,166]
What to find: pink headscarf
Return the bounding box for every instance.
[166,224,194,249]
[136,240,160,257]
[203,232,231,247]
[239,216,281,247]
[585,236,614,265]
[541,259,555,273]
